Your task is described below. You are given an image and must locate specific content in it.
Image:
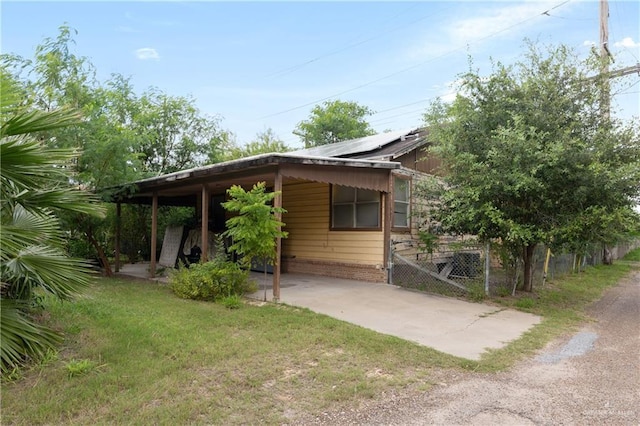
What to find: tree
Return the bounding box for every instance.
[423,42,640,292]
[132,88,229,174]
[0,71,102,372]
[2,27,138,273]
[225,128,291,160]
[222,182,288,301]
[2,25,235,271]
[294,100,375,148]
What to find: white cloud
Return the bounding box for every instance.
[583,40,596,47]
[135,48,160,60]
[407,1,566,60]
[614,37,640,48]
[448,2,558,44]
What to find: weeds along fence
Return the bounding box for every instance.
[390,238,640,298]
[521,239,640,290]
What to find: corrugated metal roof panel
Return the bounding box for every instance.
[291,128,418,158]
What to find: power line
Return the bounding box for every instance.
[260,0,572,120]
[372,95,441,115]
[609,0,640,63]
[265,4,452,79]
[369,106,430,125]
[611,78,640,97]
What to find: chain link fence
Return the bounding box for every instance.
[391,238,640,298]
[390,240,486,298]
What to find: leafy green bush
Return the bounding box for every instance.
[169,260,255,301]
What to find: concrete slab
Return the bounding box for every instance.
[249,273,541,361]
[117,265,541,360]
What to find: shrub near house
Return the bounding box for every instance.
[169,239,256,301]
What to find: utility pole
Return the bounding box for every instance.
[600,0,611,118]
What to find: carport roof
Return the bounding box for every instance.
[110,153,403,205]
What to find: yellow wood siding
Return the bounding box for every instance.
[282,181,384,265]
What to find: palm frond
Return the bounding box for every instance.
[0,299,62,373]
[12,188,104,218]
[1,137,79,191]
[3,246,92,300]
[0,107,82,138]
[0,205,66,262]
[0,69,96,373]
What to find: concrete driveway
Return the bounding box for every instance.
[249,273,541,361]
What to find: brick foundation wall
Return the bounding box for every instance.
[282,258,387,283]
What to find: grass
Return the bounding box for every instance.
[65,359,102,378]
[622,246,640,261]
[2,262,636,424]
[1,278,464,425]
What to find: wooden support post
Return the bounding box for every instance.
[273,171,283,301]
[115,203,121,273]
[150,192,158,278]
[201,185,210,262]
[383,177,393,283]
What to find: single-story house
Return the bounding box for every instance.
[111,128,441,299]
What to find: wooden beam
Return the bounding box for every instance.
[115,202,121,273]
[273,170,283,301]
[201,185,210,262]
[150,192,158,278]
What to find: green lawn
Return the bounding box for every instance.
[1,278,464,425]
[2,262,635,424]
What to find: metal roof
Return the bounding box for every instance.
[291,128,420,158]
[126,152,400,188]
[109,152,402,204]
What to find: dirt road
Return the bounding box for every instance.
[300,269,639,425]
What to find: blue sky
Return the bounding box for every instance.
[2,1,639,149]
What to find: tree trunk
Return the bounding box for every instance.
[522,244,536,292]
[85,226,113,277]
[602,244,613,265]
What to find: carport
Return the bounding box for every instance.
[110,153,402,299]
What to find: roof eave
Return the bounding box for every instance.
[113,153,401,195]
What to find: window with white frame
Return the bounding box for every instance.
[393,176,410,228]
[331,185,380,229]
